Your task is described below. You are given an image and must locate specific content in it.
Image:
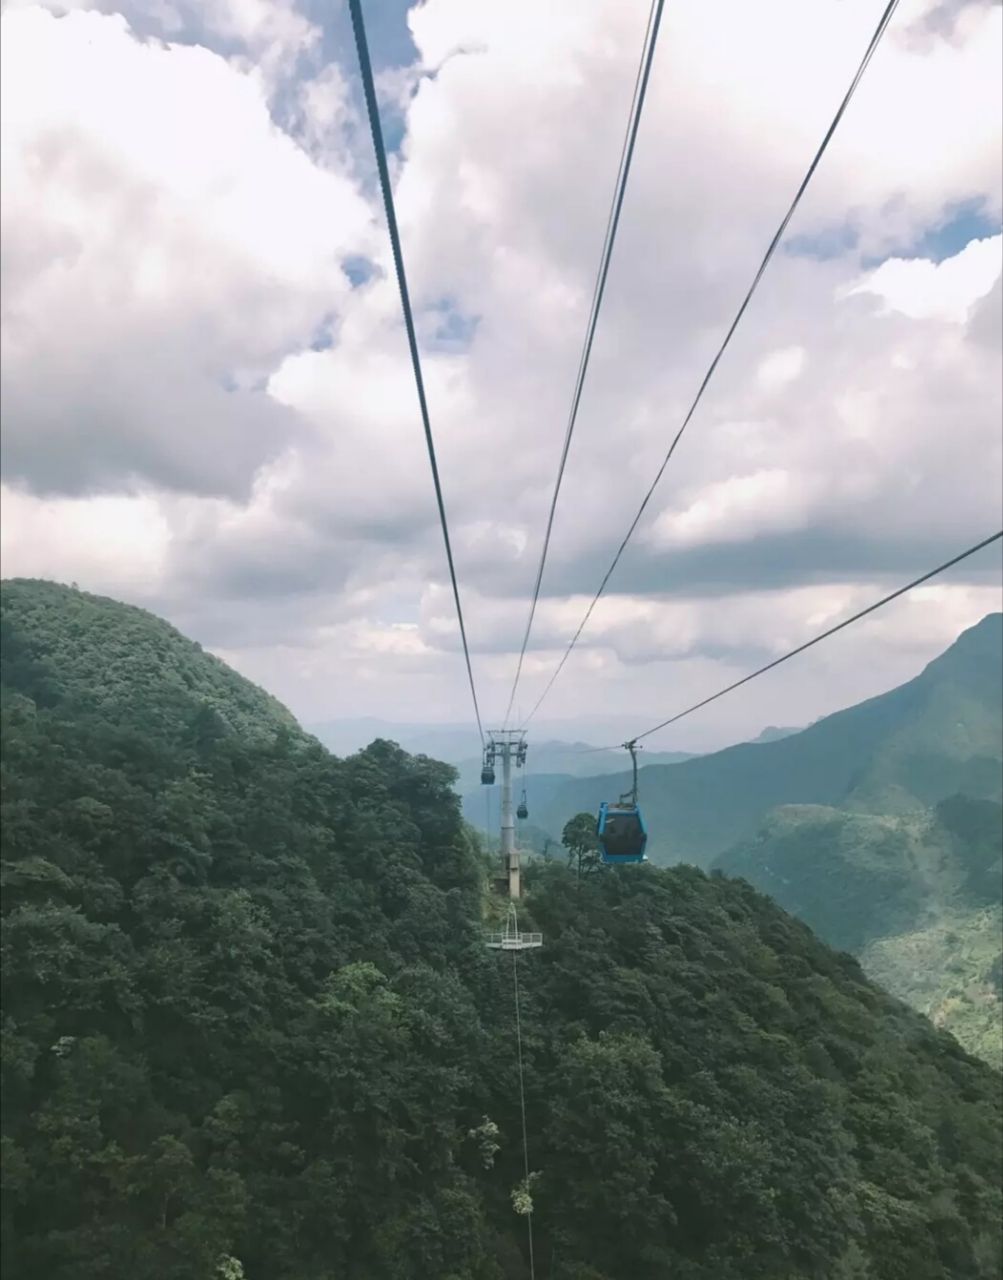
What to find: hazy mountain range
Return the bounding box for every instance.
[478,615,1001,863]
[307,719,801,793]
[471,614,1003,1063]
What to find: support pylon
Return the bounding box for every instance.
[482,730,527,899]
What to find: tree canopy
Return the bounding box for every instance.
[2,581,1001,1280]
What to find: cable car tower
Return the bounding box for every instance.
[481,729,528,899]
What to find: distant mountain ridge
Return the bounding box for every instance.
[749,724,802,743]
[713,792,1003,1065]
[455,742,694,804]
[483,616,1003,1063]
[517,614,1003,864]
[309,720,695,795]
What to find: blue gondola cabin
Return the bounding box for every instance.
[597,801,648,864]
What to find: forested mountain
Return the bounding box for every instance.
[715,797,1003,1064]
[506,618,1002,1063]
[1,580,299,745]
[515,614,1003,865]
[2,581,1002,1280]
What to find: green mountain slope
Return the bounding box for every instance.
[714,796,1003,953]
[862,905,1003,1068]
[2,581,1001,1280]
[1,579,298,743]
[713,795,1003,1065]
[714,806,936,951]
[524,614,1003,865]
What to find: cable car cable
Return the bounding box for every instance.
[522,0,901,727]
[610,529,1001,746]
[348,0,485,744]
[502,0,667,727]
[513,950,536,1280]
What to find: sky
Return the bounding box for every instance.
[1,0,1001,754]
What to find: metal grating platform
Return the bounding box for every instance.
[485,903,542,950]
[485,930,543,951]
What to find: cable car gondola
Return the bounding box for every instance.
[596,741,648,865]
[517,790,528,821]
[481,746,495,786]
[597,802,648,863]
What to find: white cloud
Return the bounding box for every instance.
[648,470,817,548]
[2,0,319,79]
[1,0,1001,742]
[200,0,317,73]
[1,5,374,497]
[0,483,170,594]
[843,233,1003,321]
[756,346,806,392]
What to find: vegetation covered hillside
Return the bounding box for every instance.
[715,797,1003,1064]
[715,797,1003,955]
[522,614,1003,865]
[1,580,298,744]
[2,582,1001,1280]
[863,904,1002,1067]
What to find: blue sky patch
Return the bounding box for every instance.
[786,199,1001,269]
[310,315,337,352]
[343,256,377,288]
[428,298,480,350]
[219,371,269,393]
[907,200,1001,263]
[307,0,418,73]
[783,222,860,262]
[308,0,418,157]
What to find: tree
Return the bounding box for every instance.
[562,813,601,880]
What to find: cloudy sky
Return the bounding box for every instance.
[2,0,1001,753]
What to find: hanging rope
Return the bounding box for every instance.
[513,951,536,1280]
[570,529,1003,754]
[503,0,667,728]
[627,529,1003,743]
[347,0,485,745]
[522,0,902,727]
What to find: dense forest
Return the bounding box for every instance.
[488,616,1003,1065]
[716,797,1003,1065]
[2,580,1002,1280]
